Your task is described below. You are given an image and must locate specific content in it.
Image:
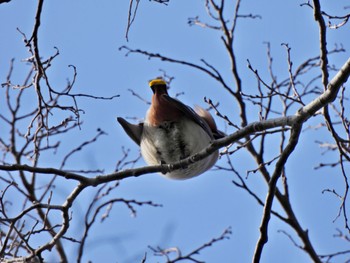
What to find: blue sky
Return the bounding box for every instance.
[1,0,350,262]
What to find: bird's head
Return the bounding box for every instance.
[149,78,168,95]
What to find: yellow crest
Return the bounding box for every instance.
[149,78,166,87]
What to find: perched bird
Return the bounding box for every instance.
[117,78,225,180]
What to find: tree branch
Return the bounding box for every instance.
[253,124,303,263]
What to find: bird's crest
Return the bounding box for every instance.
[149,78,167,87]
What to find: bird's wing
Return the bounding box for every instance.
[194,105,226,139]
[162,95,214,139]
[117,117,143,145]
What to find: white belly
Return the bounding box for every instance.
[140,118,218,179]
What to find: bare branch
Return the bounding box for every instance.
[253,125,304,263]
[150,227,231,263]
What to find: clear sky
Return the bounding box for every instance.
[1,0,350,262]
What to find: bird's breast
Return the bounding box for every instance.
[140,118,218,179]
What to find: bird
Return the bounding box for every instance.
[117,78,225,180]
